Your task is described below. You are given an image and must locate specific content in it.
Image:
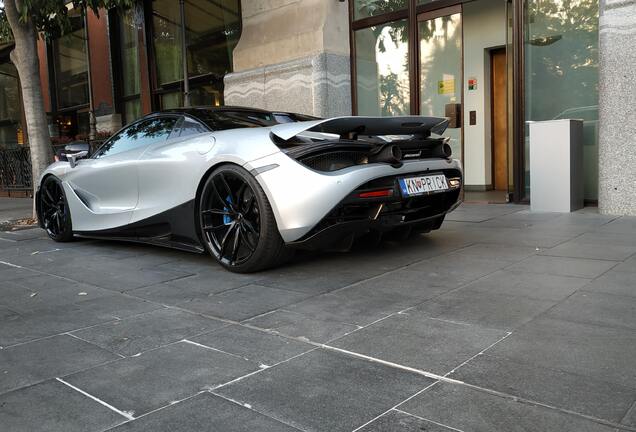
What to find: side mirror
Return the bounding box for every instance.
[63,141,90,168]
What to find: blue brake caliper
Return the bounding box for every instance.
[223,196,233,225]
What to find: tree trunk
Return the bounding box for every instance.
[4,0,52,220]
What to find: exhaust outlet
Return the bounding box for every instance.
[443,142,452,158]
[369,144,403,167]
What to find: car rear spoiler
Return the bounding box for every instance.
[270,116,449,141]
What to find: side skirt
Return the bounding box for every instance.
[74,200,205,253]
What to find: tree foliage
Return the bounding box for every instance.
[0,0,134,41]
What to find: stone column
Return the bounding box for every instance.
[598,0,636,215]
[224,0,351,117]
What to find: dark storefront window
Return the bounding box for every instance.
[0,61,24,149]
[119,10,142,124]
[50,8,89,141]
[152,0,183,86]
[151,0,241,109]
[52,19,89,109]
[524,0,599,200]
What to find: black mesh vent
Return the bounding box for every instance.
[300,151,369,172]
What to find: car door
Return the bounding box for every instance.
[133,116,216,224]
[64,116,179,231]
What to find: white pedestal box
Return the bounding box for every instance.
[529,119,584,213]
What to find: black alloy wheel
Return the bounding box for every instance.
[199,164,291,272]
[40,176,73,242]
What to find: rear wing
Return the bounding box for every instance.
[270,116,449,141]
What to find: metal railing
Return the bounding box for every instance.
[0,147,32,192]
[0,140,105,193]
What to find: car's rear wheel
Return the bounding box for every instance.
[40,176,74,242]
[198,164,291,273]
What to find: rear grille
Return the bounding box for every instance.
[300,151,369,172]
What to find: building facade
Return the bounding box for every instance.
[0,0,634,214]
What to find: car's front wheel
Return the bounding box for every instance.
[198,164,292,273]
[40,176,74,242]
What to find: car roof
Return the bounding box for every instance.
[141,106,319,131]
[145,106,300,119]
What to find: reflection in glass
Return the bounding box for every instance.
[184,0,241,78]
[524,0,599,199]
[53,13,89,108]
[94,117,178,158]
[355,20,410,116]
[119,12,141,97]
[152,0,183,85]
[151,0,240,107]
[119,9,142,124]
[0,62,22,148]
[161,92,183,109]
[419,13,462,160]
[124,100,142,125]
[353,0,407,20]
[189,85,223,106]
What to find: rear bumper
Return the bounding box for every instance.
[246,152,463,242]
[288,174,461,250]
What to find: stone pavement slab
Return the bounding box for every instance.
[71,308,227,357]
[357,410,456,431]
[488,317,636,387]
[450,353,636,423]
[1,275,112,314]
[0,197,32,222]
[456,269,590,301]
[0,294,161,347]
[108,392,301,431]
[244,309,359,344]
[0,334,119,395]
[414,288,557,330]
[542,290,636,330]
[583,270,636,297]
[399,382,618,432]
[64,341,259,418]
[505,255,617,279]
[176,284,310,321]
[215,349,435,432]
[539,238,636,261]
[0,380,126,432]
[330,313,507,375]
[190,324,313,366]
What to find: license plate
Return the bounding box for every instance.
[398,174,449,197]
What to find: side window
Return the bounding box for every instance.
[93,116,179,158]
[179,117,209,138]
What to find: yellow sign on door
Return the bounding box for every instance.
[438,79,455,95]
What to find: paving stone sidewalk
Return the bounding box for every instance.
[0,202,635,431]
[0,197,32,223]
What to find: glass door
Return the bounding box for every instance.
[418,7,463,161]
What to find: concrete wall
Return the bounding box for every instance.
[224,0,352,117]
[462,0,507,188]
[598,0,636,215]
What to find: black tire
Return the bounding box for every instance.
[40,176,74,242]
[198,164,292,273]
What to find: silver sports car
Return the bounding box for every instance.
[37,107,462,272]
